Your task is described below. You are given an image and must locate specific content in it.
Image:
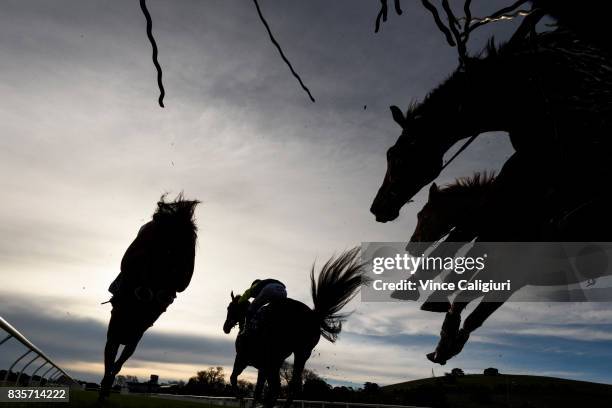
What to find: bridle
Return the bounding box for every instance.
[440,133,479,172]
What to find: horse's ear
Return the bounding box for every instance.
[231,291,235,300]
[390,106,406,128]
[429,183,439,199]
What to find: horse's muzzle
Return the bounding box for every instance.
[370,198,400,223]
[223,321,233,334]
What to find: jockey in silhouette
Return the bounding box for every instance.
[238,278,287,333]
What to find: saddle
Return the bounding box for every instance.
[245,303,272,334]
[107,272,176,312]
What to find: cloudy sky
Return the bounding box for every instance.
[1,0,612,387]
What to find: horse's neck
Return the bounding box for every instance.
[442,191,488,226]
[416,49,539,151]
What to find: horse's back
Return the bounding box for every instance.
[257,298,319,349]
[119,220,196,292]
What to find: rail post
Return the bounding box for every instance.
[15,354,40,385]
[38,365,56,386]
[0,316,79,387]
[0,334,12,346]
[28,360,48,386]
[2,349,32,382]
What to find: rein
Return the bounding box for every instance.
[440,133,479,172]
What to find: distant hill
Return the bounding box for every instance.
[382,373,612,408]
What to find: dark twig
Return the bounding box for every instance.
[375,0,402,33]
[252,0,315,102]
[463,0,472,41]
[441,0,466,64]
[421,0,456,46]
[375,0,388,33]
[394,0,403,15]
[139,0,165,108]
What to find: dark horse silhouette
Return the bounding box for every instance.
[370,10,612,366]
[404,172,612,364]
[223,248,366,408]
[371,25,612,224]
[530,0,612,52]
[100,194,200,400]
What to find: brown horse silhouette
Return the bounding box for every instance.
[405,171,612,364]
[371,24,612,224]
[100,194,199,400]
[223,248,367,408]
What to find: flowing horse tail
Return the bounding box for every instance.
[310,247,368,343]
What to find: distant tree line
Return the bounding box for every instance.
[133,364,386,402]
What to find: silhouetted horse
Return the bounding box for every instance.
[223,248,366,408]
[400,173,495,309]
[370,26,612,224]
[531,0,612,51]
[405,172,612,364]
[100,194,199,400]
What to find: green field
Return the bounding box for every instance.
[5,375,612,408]
[383,374,612,408]
[3,389,225,408]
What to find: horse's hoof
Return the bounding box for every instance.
[97,391,109,402]
[426,351,446,365]
[421,301,451,313]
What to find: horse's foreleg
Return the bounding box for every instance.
[230,356,248,398]
[112,336,142,376]
[283,351,311,408]
[422,264,481,313]
[421,243,484,312]
[263,369,281,408]
[99,339,120,400]
[450,295,512,359]
[401,241,466,302]
[426,288,482,365]
[462,287,517,334]
[251,370,265,408]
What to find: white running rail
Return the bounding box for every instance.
[0,316,79,387]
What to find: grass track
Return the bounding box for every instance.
[3,389,226,408]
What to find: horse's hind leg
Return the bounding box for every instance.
[251,370,265,408]
[283,350,311,408]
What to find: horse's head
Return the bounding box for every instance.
[407,172,495,254]
[371,106,446,222]
[223,291,249,334]
[406,183,452,255]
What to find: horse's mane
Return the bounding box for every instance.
[440,171,496,195]
[405,27,612,120]
[152,193,200,235]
